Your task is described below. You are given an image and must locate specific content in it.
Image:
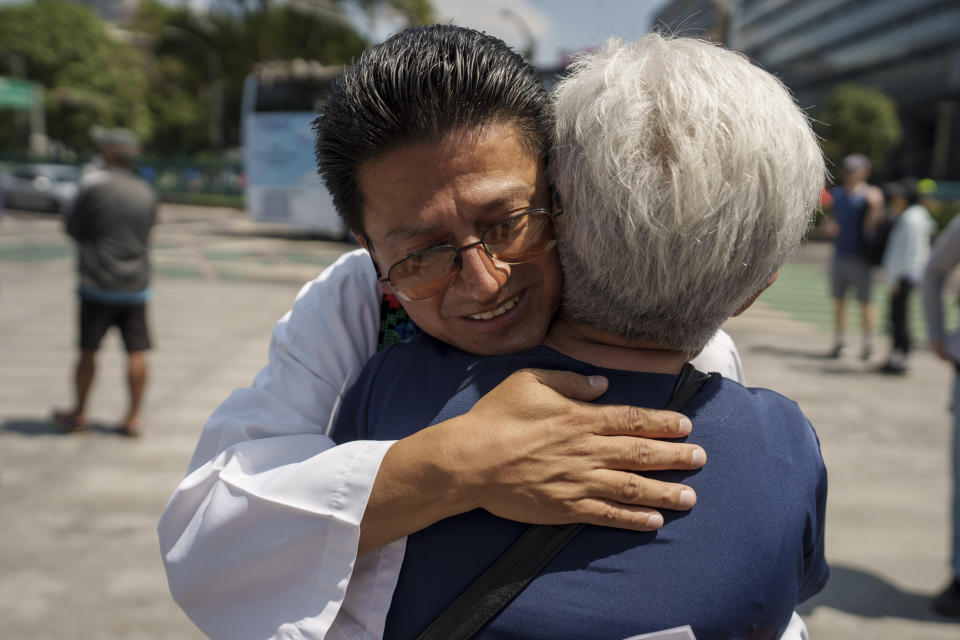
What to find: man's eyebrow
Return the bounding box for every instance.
[383,187,538,242]
[384,221,446,241]
[478,187,538,213]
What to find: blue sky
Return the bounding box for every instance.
[346,0,673,68]
[0,0,673,68]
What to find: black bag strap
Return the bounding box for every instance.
[416,363,718,640]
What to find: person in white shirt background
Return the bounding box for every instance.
[880,177,935,374]
[159,24,807,640]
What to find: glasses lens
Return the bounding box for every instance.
[388,246,458,300]
[484,210,557,263]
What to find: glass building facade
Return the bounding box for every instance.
[654,0,960,181]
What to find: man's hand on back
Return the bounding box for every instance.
[358,369,705,553]
[442,369,703,530]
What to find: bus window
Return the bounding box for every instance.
[241,61,345,236]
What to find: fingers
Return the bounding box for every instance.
[572,471,698,531]
[574,499,665,532]
[593,435,706,471]
[590,404,693,438]
[585,469,697,514]
[525,368,609,402]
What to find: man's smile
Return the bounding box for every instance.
[468,295,521,321]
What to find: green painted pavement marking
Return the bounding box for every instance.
[2,241,952,340]
[0,245,71,261]
[215,264,334,282]
[154,265,204,279]
[759,263,960,343]
[285,253,338,266]
[202,250,273,264]
[0,243,334,273]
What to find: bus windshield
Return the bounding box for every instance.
[241,61,344,235]
[240,61,565,236]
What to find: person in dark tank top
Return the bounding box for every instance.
[824,153,885,361]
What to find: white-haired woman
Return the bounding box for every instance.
[331,34,828,638]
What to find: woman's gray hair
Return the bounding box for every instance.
[551,34,825,353]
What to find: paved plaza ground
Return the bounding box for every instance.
[1,204,959,638]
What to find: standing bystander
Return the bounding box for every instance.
[880,178,934,373]
[923,211,960,616]
[825,153,885,360]
[54,127,157,437]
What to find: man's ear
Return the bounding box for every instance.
[355,235,393,295]
[733,271,779,317]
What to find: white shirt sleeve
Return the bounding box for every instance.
[158,248,404,640]
[884,205,935,286]
[690,328,745,384]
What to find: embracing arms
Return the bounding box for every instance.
[160,249,731,638]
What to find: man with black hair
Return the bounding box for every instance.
[160,26,752,639]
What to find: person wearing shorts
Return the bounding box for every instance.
[79,298,152,354]
[830,252,873,304]
[56,127,157,436]
[825,153,884,360]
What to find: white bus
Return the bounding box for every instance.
[240,60,346,236]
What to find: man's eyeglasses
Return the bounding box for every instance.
[375,208,562,301]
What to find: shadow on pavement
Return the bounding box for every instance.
[748,345,882,375]
[749,345,836,360]
[816,366,874,376]
[798,564,956,623]
[2,417,121,437]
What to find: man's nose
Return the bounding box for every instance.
[455,244,509,299]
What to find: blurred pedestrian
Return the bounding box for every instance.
[880,178,935,373]
[923,211,960,617]
[54,127,157,437]
[824,153,885,360]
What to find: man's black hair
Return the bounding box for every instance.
[883,181,905,204]
[312,24,553,237]
[900,177,920,205]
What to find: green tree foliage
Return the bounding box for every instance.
[816,84,903,178]
[0,0,433,156]
[132,0,429,154]
[356,0,435,25]
[0,0,150,153]
[128,0,208,155]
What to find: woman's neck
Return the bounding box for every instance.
[543,313,690,374]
